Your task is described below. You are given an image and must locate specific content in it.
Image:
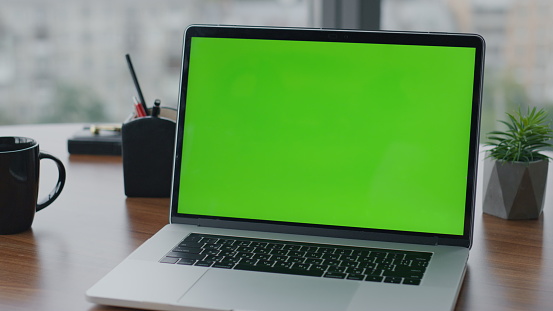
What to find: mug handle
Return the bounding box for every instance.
[36,151,67,211]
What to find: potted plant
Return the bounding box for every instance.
[483,107,553,219]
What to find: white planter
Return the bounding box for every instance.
[483,156,549,220]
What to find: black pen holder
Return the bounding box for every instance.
[122,109,176,197]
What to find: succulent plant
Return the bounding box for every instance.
[487,107,553,162]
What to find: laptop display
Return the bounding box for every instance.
[172,27,482,243]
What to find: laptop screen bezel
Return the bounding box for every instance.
[170,25,485,249]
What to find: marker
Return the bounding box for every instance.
[125,54,149,115]
[133,96,147,118]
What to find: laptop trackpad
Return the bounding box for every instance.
[179,269,358,311]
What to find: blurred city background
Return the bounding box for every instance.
[0,0,551,139]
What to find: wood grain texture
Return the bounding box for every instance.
[1,124,552,311]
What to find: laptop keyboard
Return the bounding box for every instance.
[160,233,432,286]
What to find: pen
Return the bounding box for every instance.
[125,54,149,116]
[133,96,147,118]
[88,124,122,135]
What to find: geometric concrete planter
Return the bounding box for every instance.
[483,156,549,220]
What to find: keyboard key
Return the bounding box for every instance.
[389,253,406,260]
[378,264,395,271]
[324,272,347,279]
[254,248,271,255]
[172,246,202,254]
[351,249,369,257]
[327,266,347,273]
[324,259,341,266]
[301,246,319,252]
[365,275,384,282]
[383,267,425,279]
[358,262,377,269]
[235,252,254,259]
[322,253,340,260]
[346,274,365,281]
[178,242,203,248]
[221,257,240,264]
[311,264,327,271]
[177,258,196,265]
[272,255,289,262]
[166,252,204,261]
[403,278,422,285]
[252,253,271,260]
[370,252,387,258]
[347,267,365,274]
[288,257,305,263]
[384,277,402,284]
[160,257,179,264]
[257,260,275,267]
[237,246,255,252]
[271,249,288,255]
[305,252,322,259]
[194,261,214,267]
[234,263,324,277]
[412,260,430,268]
[250,242,268,248]
[220,245,238,252]
[342,255,358,261]
[201,238,218,244]
[266,243,284,250]
[283,244,302,251]
[288,250,306,257]
[205,255,224,262]
[359,256,374,263]
[212,262,235,269]
[318,247,334,254]
[341,261,358,268]
[365,269,383,277]
[305,258,323,265]
[241,259,258,265]
[405,253,432,261]
[203,249,220,256]
[293,263,311,270]
[183,234,202,242]
[274,262,293,269]
[335,249,352,256]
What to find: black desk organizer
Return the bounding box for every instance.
[122,109,176,197]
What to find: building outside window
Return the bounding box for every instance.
[0,0,317,125]
[382,0,553,138]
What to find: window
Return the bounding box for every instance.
[382,0,553,140]
[0,0,318,125]
[2,0,550,143]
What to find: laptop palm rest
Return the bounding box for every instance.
[179,268,357,311]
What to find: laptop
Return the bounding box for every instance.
[87,25,485,311]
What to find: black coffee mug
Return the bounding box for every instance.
[0,137,66,234]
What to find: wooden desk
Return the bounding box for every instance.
[1,123,552,311]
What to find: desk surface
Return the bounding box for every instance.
[1,123,552,311]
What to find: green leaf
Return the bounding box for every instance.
[486,107,552,162]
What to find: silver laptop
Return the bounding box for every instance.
[87,25,485,311]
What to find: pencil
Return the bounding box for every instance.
[125,54,149,115]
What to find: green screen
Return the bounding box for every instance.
[179,37,476,236]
